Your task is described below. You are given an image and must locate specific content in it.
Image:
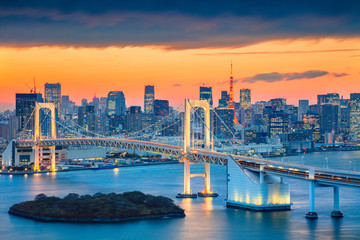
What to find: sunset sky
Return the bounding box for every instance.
[1,1,360,111]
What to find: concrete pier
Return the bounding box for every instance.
[306,180,318,219]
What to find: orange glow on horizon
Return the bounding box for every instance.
[1,37,360,111]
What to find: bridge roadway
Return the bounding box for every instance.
[16,137,360,187]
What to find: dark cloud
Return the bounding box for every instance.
[195,49,360,56]
[332,73,348,77]
[0,1,359,49]
[173,83,182,87]
[242,70,331,83]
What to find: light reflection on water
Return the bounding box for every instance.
[0,151,360,239]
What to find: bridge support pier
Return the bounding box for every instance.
[177,157,197,198]
[306,180,318,219]
[33,145,40,171]
[50,146,56,171]
[198,163,218,197]
[331,186,343,218]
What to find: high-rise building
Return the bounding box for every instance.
[16,93,43,131]
[200,86,213,106]
[213,107,234,138]
[218,91,229,108]
[350,93,360,140]
[270,98,286,111]
[303,112,321,142]
[239,89,251,110]
[98,97,107,113]
[268,111,289,138]
[268,111,288,138]
[44,83,61,118]
[144,85,155,114]
[298,100,309,121]
[154,100,169,116]
[107,91,126,116]
[317,93,340,106]
[320,104,339,134]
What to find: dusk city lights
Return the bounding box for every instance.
[1,1,360,239]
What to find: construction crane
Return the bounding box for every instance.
[25,77,37,93]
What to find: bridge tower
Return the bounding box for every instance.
[33,103,57,171]
[177,99,218,198]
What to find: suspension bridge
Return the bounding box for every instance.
[3,100,360,219]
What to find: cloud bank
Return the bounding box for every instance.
[0,1,360,49]
[242,70,348,83]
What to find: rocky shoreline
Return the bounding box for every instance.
[9,191,185,223]
[8,208,185,223]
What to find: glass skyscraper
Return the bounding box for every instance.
[144,85,155,114]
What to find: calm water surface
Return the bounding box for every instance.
[1,151,360,240]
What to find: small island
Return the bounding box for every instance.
[9,191,185,222]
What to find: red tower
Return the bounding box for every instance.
[228,62,239,124]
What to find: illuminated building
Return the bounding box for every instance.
[303,112,321,142]
[270,98,286,111]
[44,83,61,119]
[106,91,126,116]
[268,111,288,138]
[350,93,360,140]
[144,85,155,114]
[239,89,251,110]
[218,91,229,108]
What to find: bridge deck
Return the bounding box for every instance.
[16,138,360,187]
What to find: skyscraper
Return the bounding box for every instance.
[350,93,360,140]
[320,104,339,134]
[200,86,213,106]
[218,91,229,108]
[239,89,251,110]
[298,100,309,121]
[16,93,43,131]
[107,91,126,116]
[44,83,61,118]
[144,85,155,114]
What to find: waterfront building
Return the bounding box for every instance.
[107,91,126,116]
[200,86,213,106]
[144,85,155,114]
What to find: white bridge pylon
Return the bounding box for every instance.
[177,99,218,198]
[34,103,57,171]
